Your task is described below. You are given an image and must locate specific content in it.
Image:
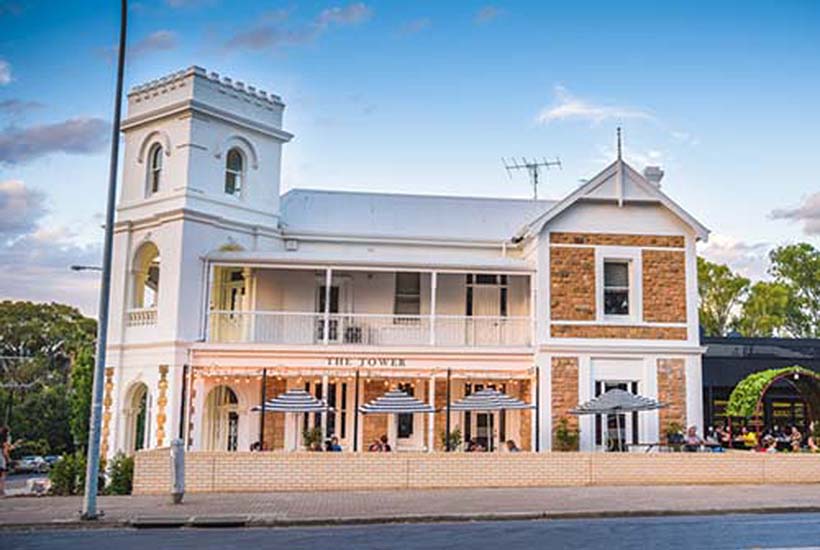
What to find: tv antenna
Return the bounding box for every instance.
[502,156,562,199]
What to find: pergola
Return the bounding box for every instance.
[725,365,820,437]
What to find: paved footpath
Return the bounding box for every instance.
[2,485,820,528]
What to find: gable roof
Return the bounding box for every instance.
[514,158,710,242]
[281,188,556,242]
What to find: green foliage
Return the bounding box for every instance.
[48,451,87,496]
[69,347,94,450]
[301,426,324,450]
[726,366,817,417]
[105,453,134,495]
[733,281,790,337]
[664,422,684,438]
[769,243,820,338]
[697,257,750,337]
[9,438,49,460]
[553,417,579,452]
[440,427,462,451]
[7,385,74,455]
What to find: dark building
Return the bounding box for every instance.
[702,337,820,432]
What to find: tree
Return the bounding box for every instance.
[697,257,750,336]
[69,347,94,450]
[769,243,820,337]
[733,281,790,337]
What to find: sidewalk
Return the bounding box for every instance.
[2,484,820,529]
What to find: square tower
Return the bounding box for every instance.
[119,66,293,227]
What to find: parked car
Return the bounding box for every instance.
[44,455,62,467]
[14,455,49,473]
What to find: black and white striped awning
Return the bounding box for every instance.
[359,389,435,414]
[252,389,332,413]
[570,389,665,415]
[450,388,533,411]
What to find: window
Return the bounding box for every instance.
[147,144,163,195]
[394,273,421,320]
[603,260,630,316]
[397,383,414,438]
[224,148,244,197]
[132,242,160,309]
[465,274,508,317]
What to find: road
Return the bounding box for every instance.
[5,513,820,549]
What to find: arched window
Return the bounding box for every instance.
[123,382,149,454]
[224,148,244,197]
[132,242,160,309]
[204,385,240,451]
[148,144,163,195]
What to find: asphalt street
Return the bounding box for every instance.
[5,513,820,550]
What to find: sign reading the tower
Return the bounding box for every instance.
[326,356,407,367]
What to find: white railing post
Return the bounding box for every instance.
[323,268,332,345]
[429,271,438,345]
[530,273,537,347]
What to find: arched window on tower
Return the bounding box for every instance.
[129,242,160,326]
[224,148,244,197]
[147,144,163,195]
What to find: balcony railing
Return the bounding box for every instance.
[127,308,157,327]
[208,311,532,347]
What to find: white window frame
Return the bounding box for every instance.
[147,143,163,196]
[224,147,245,198]
[595,246,642,323]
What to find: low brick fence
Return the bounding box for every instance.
[133,449,820,495]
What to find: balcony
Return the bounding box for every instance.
[208,311,532,348]
[127,307,157,327]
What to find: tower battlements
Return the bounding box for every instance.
[125,66,287,129]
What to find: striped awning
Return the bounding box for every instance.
[252,389,332,413]
[450,388,533,411]
[359,389,435,414]
[570,389,665,415]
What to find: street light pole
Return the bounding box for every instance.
[82,0,127,520]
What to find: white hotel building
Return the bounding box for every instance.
[102,67,709,458]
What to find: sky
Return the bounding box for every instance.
[0,0,818,316]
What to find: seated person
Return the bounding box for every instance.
[789,426,803,452]
[762,435,778,453]
[683,426,703,452]
[505,440,520,453]
[741,427,758,450]
[326,436,343,452]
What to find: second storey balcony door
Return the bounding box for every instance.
[466,275,508,346]
[316,283,347,343]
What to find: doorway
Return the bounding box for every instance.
[595,381,639,451]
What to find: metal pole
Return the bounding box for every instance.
[177,365,188,440]
[259,369,267,449]
[82,0,127,520]
[353,370,360,452]
[445,368,452,451]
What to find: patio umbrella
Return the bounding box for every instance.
[252,389,332,451]
[358,389,435,451]
[570,389,666,452]
[450,388,534,451]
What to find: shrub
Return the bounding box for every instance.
[105,453,134,495]
[554,417,579,451]
[302,426,324,451]
[48,452,86,496]
[10,438,50,460]
[439,427,462,451]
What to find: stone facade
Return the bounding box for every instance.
[551,325,688,340]
[516,379,533,451]
[550,247,596,320]
[642,249,687,322]
[261,378,287,450]
[551,357,579,450]
[657,358,687,437]
[550,232,684,248]
[362,380,388,448]
[155,365,169,447]
[100,367,115,459]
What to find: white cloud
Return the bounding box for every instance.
[0,117,109,164]
[0,59,11,85]
[536,85,653,125]
[770,192,820,236]
[0,180,101,315]
[399,17,431,36]
[475,6,503,24]
[697,234,771,281]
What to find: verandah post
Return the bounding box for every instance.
[353,369,360,451]
[445,368,452,451]
[259,368,267,449]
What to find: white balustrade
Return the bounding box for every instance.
[126,308,157,327]
[208,311,531,347]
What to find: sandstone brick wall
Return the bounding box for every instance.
[551,357,579,450]
[642,250,687,322]
[550,247,595,320]
[362,381,388,448]
[551,325,688,340]
[657,359,687,436]
[517,380,533,452]
[434,380,447,451]
[550,232,684,248]
[134,449,820,494]
[262,378,287,450]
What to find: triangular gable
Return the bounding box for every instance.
[513,159,710,242]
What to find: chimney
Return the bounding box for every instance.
[643,165,664,187]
